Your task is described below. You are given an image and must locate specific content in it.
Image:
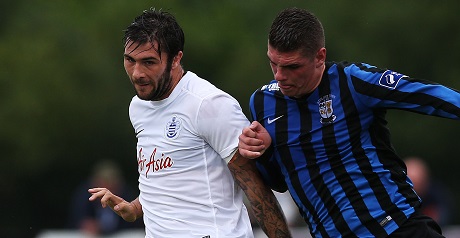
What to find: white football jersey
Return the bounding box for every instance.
[129,71,253,238]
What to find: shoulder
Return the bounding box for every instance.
[327,61,382,75]
[250,80,286,105]
[254,80,280,96]
[327,61,395,85]
[181,71,231,100]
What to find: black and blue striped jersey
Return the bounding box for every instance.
[249,61,460,238]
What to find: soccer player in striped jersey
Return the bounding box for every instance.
[239,7,459,238]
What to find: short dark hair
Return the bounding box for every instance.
[123,8,185,64]
[269,7,325,57]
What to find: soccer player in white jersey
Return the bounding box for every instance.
[88,8,291,238]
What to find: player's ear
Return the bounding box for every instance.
[172,51,183,69]
[315,47,326,68]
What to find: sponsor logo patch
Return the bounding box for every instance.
[267,115,284,124]
[137,147,174,178]
[378,70,407,89]
[261,82,280,91]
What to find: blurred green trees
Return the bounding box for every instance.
[1,1,459,237]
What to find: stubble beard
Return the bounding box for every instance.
[135,66,173,101]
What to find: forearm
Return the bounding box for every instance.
[228,151,291,238]
[130,197,143,221]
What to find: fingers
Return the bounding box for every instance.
[88,188,137,222]
[239,121,268,159]
[241,125,257,139]
[239,129,264,147]
[88,187,123,209]
[88,188,109,208]
[88,188,107,201]
[249,120,262,131]
[113,201,130,214]
[239,135,265,151]
[238,148,264,159]
[241,121,266,141]
[115,202,138,222]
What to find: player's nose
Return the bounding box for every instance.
[274,67,287,81]
[132,63,145,79]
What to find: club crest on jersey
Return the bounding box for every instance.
[378,70,407,89]
[318,94,336,125]
[165,115,182,139]
[261,82,280,91]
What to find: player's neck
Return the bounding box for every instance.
[169,66,185,93]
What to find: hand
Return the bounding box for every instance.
[88,187,139,222]
[238,121,272,159]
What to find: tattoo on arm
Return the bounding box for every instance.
[228,152,292,238]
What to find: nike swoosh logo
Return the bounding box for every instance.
[267,115,284,124]
[135,129,144,136]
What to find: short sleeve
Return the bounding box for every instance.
[196,93,250,159]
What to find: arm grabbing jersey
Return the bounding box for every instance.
[129,71,252,238]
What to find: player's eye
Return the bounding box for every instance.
[125,56,135,63]
[286,64,300,69]
[144,61,154,66]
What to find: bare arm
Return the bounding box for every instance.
[128,197,143,221]
[228,151,291,238]
[88,188,143,222]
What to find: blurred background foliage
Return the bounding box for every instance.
[1,0,459,237]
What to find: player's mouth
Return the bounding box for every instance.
[135,81,150,87]
[278,83,293,90]
[135,82,152,92]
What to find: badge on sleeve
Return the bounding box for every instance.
[378,70,407,89]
